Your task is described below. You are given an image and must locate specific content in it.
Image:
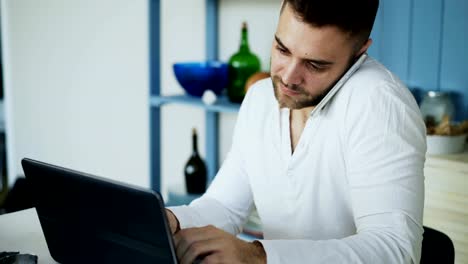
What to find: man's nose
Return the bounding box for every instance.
[281,61,303,86]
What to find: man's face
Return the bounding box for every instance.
[271,4,358,109]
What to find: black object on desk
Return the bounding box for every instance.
[22,158,178,264]
[0,252,38,264]
[1,178,34,214]
[421,226,455,264]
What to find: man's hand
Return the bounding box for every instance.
[174,225,266,264]
[165,209,180,234]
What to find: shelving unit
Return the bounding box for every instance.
[149,0,239,193]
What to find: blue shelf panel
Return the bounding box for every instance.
[149,0,227,192]
[149,0,161,192]
[150,94,240,113]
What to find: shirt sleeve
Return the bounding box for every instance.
[167,148,253,235]
[167,87,257,235]
[259,81,426,264]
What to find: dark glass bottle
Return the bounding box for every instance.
[184,128,207,194]
[227,22,261,103]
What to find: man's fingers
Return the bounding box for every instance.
[180,238,222,264]
[174,231,192,261]
[174,225,219,246]
[200,253,222,264]
[174,225,221,262]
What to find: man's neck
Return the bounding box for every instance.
[291,106,315,123]
[289,106,315,153]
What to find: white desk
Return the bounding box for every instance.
[0,208,58,263]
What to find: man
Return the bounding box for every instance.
[167,0,426,263]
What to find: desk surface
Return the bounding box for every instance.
[0,208,58,264]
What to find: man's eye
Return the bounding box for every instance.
[307,63,323,72]
[276,45,287,54]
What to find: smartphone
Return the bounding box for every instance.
[310,53,368,116]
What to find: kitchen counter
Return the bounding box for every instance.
[424,147,468,264]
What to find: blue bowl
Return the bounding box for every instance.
[173,61,228,97]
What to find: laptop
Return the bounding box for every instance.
[22,158,178,264]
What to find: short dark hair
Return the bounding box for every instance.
[281,0,379,48]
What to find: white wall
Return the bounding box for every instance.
[1,0,150,187]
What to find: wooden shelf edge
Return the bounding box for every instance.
[150,94,240,113]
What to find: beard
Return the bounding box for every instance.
[270,54,359,109]
[271,75,335,109]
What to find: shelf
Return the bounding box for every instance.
[149,0,229,192]
[150,94,240,113]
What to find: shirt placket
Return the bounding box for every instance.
[287,113,321,200]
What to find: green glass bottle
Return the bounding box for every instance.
[227,22,261,103]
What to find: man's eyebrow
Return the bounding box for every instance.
[274,35,289,51]
[274,35,334,66]
[307,58,333,66]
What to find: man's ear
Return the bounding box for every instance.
[357,38,373,56]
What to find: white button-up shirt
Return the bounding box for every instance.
[169,57,426,263]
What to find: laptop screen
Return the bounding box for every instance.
[22,158,178,264]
